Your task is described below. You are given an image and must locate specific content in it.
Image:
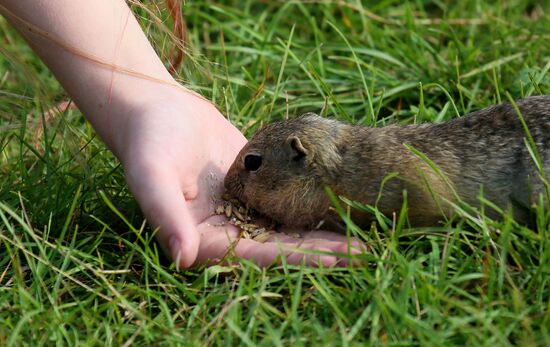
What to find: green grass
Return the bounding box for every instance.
[1,0,550,345]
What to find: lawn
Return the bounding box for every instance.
[1,0,550,345]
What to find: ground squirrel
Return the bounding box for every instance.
[224,96,550,229]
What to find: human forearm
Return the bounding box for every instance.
[0,0,177,157]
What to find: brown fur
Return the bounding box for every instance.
[224,96,550,229]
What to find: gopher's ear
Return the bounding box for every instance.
[286,135,308,160]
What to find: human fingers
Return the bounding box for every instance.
[267,230,367,249]
[265,236,365,266]
[126,165,200,268]
[196,223,362,267]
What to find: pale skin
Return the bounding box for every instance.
[0,0,363,268]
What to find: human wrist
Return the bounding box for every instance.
[100,82,210,163]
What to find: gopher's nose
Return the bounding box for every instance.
[223,166,235,191]
[224,166,244,198]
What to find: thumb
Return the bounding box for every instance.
[127,169,200,269]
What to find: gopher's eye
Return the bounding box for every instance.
[244,154,262,171]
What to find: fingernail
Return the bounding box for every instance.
[169,236,182,271]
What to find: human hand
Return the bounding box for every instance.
[118,88,364,268]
